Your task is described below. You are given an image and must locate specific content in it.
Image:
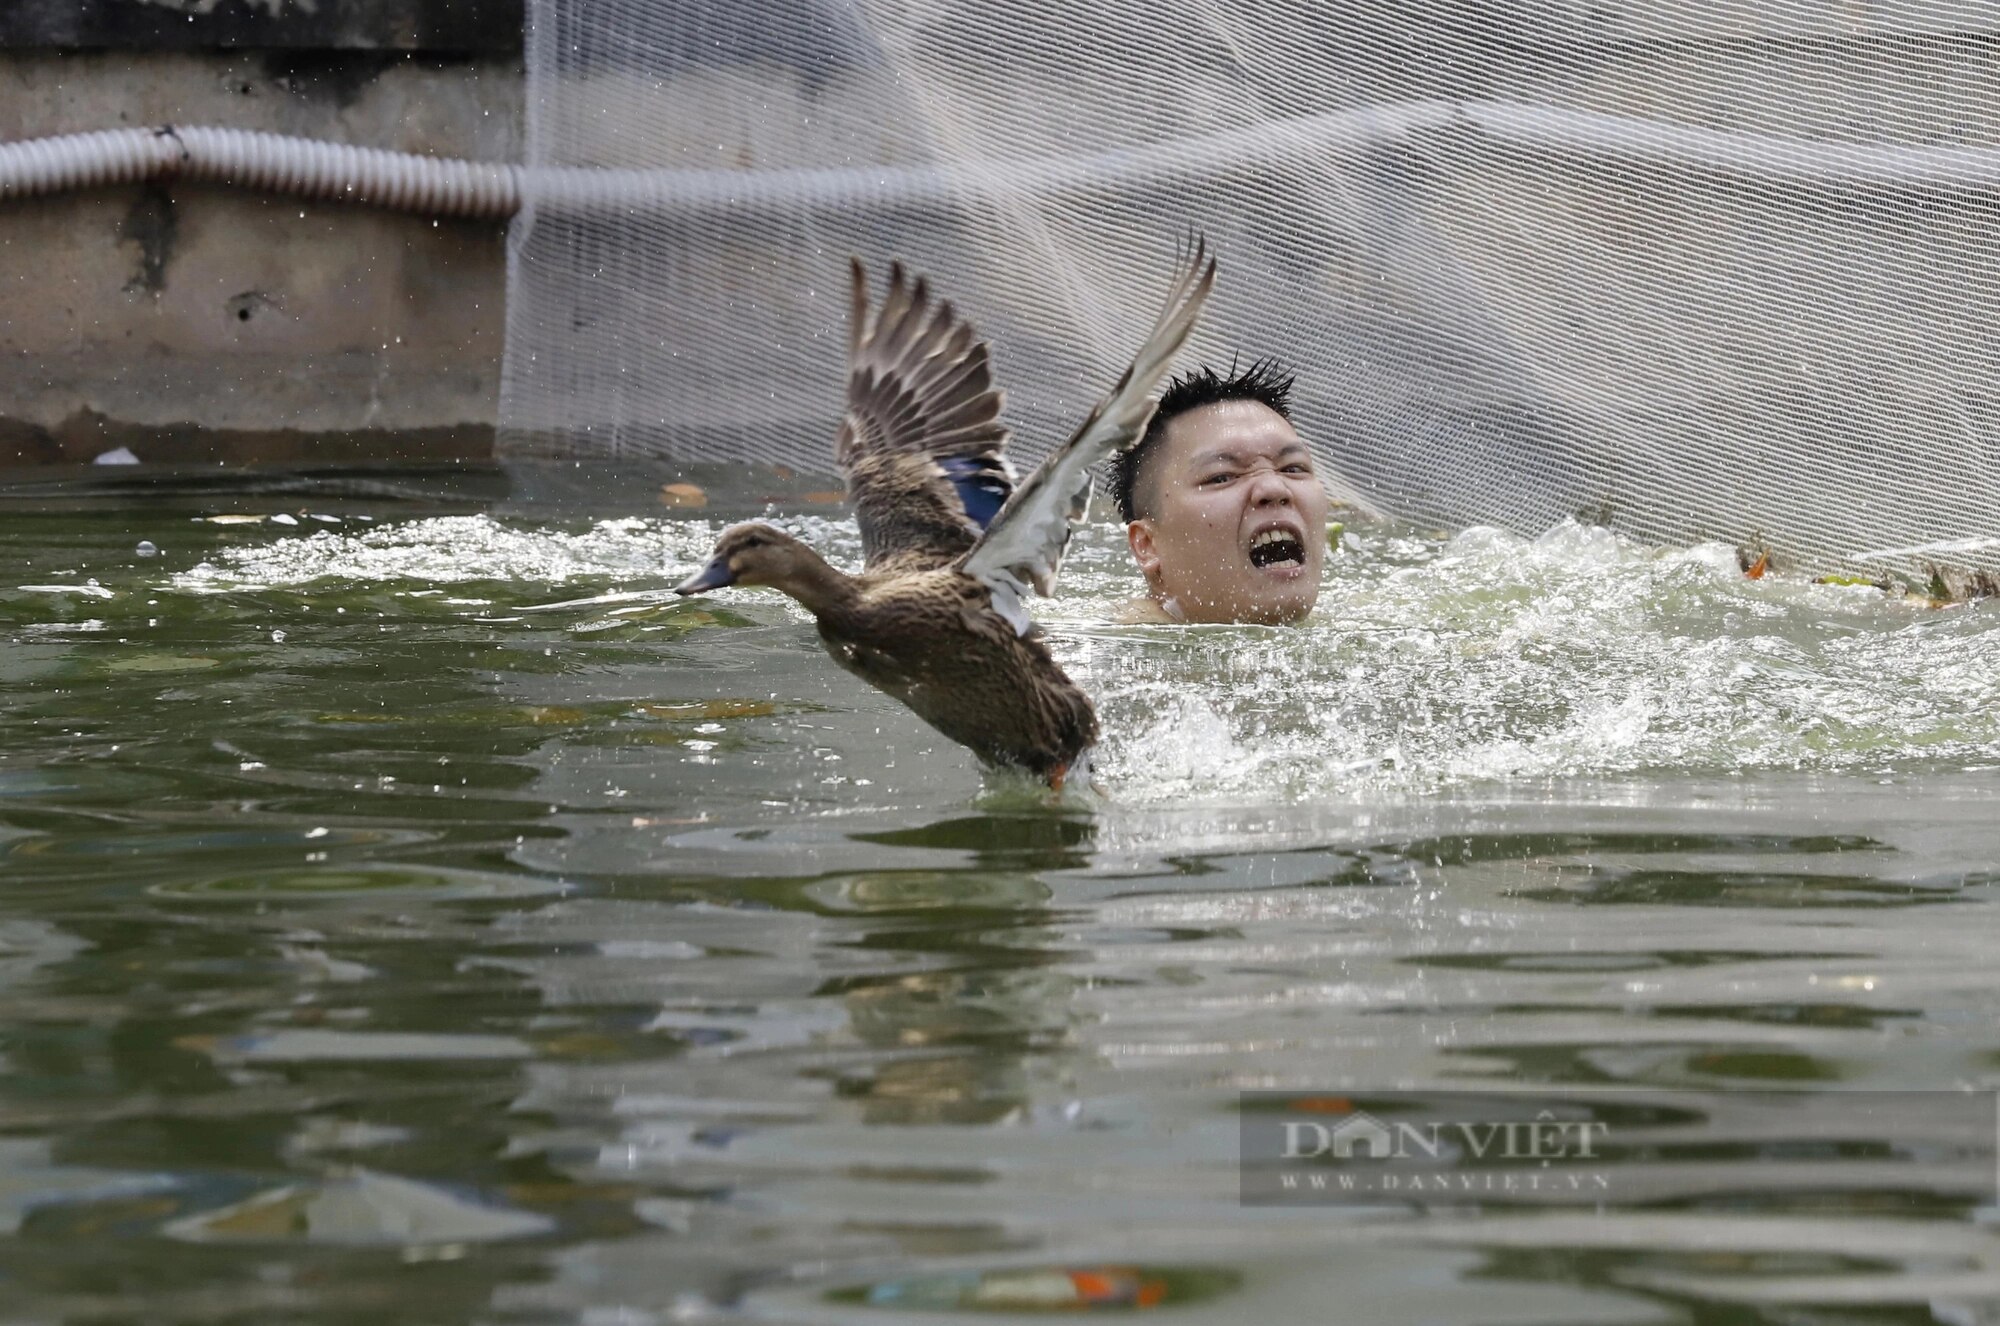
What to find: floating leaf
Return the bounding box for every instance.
[659,482,708,508]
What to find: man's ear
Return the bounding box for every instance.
[1127,519,1163,589]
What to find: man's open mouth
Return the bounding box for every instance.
[1248,528,1306,568]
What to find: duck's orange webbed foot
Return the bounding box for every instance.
[1046,763,1068,793]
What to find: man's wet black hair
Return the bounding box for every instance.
[1109,358,1296,523]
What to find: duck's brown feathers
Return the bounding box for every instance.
[680,241,1213,783]
[818,567,1095,778]
[838,259,1011,572]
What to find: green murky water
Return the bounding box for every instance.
[2,483,1999,1323]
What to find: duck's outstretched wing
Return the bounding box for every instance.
[838,259,1014,571]
[960,235,1216,631]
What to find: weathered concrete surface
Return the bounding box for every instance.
[1,0,520,53]
[0,36,520,469]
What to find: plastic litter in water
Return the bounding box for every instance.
[848,1264,1241,1312]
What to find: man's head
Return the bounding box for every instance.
[1110,360,1328,624]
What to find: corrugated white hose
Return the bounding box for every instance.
[0,126,522,218]
[7,105,2000,220]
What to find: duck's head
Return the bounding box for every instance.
[675,522,813,595]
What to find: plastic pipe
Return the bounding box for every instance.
[6,103,2000,222]
[0,126,521,218]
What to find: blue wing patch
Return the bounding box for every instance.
[938,455,1013,530]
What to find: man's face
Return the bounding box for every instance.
[1126,399,1328,624]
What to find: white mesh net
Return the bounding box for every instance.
[499,1,2000,575]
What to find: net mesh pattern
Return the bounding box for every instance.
[500,2,2000,574]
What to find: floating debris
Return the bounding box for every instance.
[1926,563,2000,605]
[1736,538,1777,579]
[847,1264,1240,1312]
[659,482,708,508]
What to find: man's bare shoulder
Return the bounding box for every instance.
[1113,596,1181,625]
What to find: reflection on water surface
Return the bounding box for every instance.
[0,496,1997,1323]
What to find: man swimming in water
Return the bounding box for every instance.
[1109,359,1329,624]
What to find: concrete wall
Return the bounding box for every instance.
[0,1,521,470]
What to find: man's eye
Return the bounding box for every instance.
[1283,464,1311,475]
[1200,473,1233,486]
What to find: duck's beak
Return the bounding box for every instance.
[674,556,735,595]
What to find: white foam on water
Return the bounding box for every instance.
[1057,518,2000,801]
[170,515,718,591]
[171,512,871,595]
[161,512,2000,800]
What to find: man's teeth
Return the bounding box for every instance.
[1248,529,1304,567]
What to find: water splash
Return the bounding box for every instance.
[1064,519,2000,801]
[171,515,714,591]
[160,512,2000,801]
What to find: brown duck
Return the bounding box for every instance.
[674,239,1216,787]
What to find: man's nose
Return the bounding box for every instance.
[1248,467,1292,505]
